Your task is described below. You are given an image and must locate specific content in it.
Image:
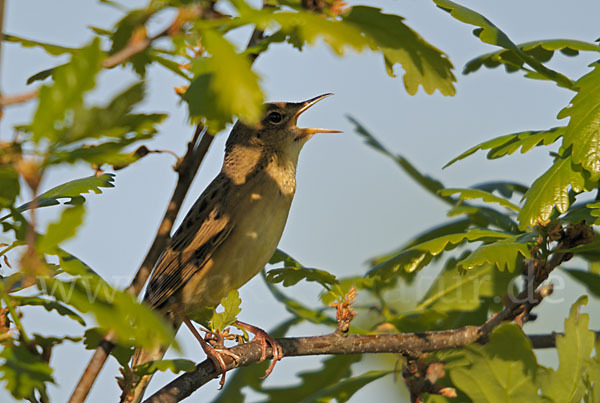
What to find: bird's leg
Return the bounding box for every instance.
[235,320,283,378]
[182,316,240,388]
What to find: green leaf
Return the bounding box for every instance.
[12,174,115,217]
[343,6,456,96]
[88,25,113,36]
[465,39,600,76]
[518,154,589,230]
[38,82,165,167]
[133,359,196,377]
[584,340,600,403]
[390,309,450,333]
[473,181,529,199]
[587,201,600,225]
[49,133,155,167]
[210,290,242,332]
[269,249,303,267]
[0,165,20,206]
[32,38,104,143]
[33,334,82,353]
[109,9,152,54]
[445,205,519,234]
[238,3,456,97]
[243,30,288,60]
[149,52,192,80]
[240,7,370,55]
[559,63,600,179]
[262,272,336,326]
[562,268,600,298]
[367,229,512,279]
[440,188,521,212]
[261,355,362,401]
[300,370,392,402]
[37,205,85,253]
[184,30,263,132]
[559,202,598,225]
[13,295,86,326]
[108,8,157,76]
[319,276,383,306]
[1,33,75,56]
[266,267,338,289]
[267,250,337,289]
[350,116,451,204]
[444,127,565,168]
[0,344,54,400]
[450,323,544,402]
[457,238,531,272]
[83,328,134,367]
[55,82,164,145]
[27,65,62,85]
[388,219,471,257]
[413,255,514,323]
[433,0,573,89]
[39,256,175,351]
[539,296,595,402]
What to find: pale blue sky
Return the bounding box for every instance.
[2,0,600,401]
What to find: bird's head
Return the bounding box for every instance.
[226,93,341,160]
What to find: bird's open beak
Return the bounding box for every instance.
[294,93,342,140]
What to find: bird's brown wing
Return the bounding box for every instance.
[144,176,234,310]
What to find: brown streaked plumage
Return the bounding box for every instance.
[125,94,339,402]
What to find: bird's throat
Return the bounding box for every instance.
[222,145,297,196]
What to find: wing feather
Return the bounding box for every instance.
[144,176,233,309]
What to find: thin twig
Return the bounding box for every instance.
[0,89,38,107]
[102,29,169,70]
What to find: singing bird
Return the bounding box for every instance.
[126,94,340,402]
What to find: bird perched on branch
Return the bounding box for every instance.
[125,94,340,402]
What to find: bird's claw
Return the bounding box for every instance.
[235,321,283,378]
[183,316,240,389]
[204,346,241,389]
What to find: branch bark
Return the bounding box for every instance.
[144,326,600,403]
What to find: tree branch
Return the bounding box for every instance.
[145,222,597,403]
[144,325,600,403]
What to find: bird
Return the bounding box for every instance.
[124,94,340,402]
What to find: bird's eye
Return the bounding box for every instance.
[266,111,283,124]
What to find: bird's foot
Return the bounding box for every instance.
[183,317,240,389]
[235,320,283,378]
[202,344,241,389]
